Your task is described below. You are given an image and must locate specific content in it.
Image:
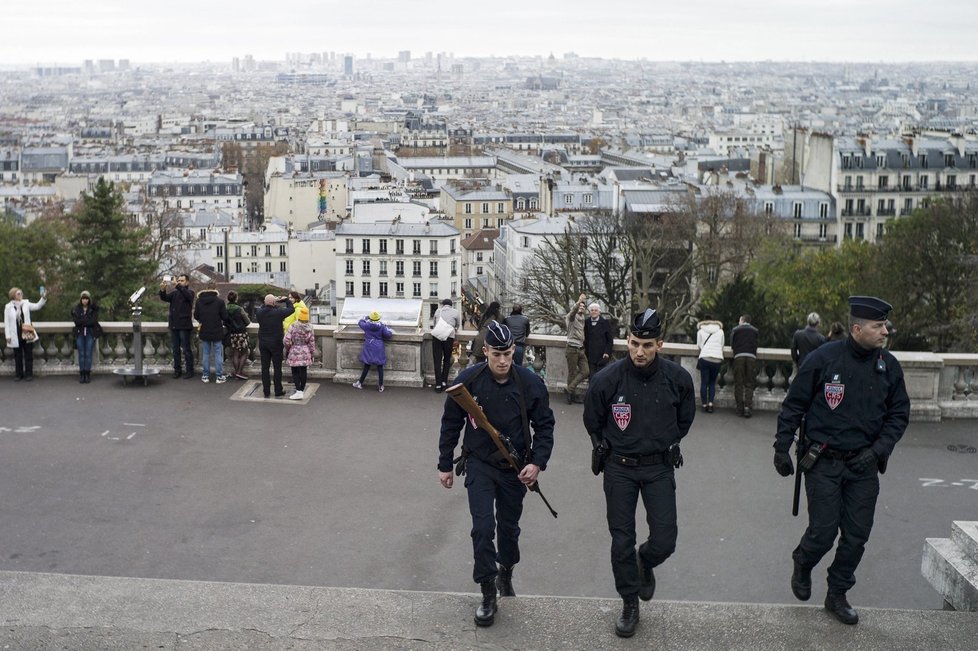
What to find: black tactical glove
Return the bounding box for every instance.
[846,448,877,473]
[774,451,794,477]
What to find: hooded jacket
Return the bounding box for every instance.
[358,317,393,366]
[696,320,725,362]
[193,289,229,342]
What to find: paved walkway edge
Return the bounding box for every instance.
[0,570,975,650]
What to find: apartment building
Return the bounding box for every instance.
[147,170,245,217]
[334,220,460,320]
[264,169,348,224]
[751,185,836,244]
[68,155,164,183]
[395,155,497,183]
[212,222,291,286]
[440,182,512,240]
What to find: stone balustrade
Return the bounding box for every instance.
[4,322,978,420]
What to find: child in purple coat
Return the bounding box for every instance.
[353,311,393,392]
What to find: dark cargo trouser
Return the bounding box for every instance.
[465,457,527,584]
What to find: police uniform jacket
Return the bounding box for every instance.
[583,355,696,456]
[775,338,910,458]
[438,363,555,472]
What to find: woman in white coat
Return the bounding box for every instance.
[4,287,46,381]
[696,315,724,413]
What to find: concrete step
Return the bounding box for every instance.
[1,570,976,650]
[951,520,978,560]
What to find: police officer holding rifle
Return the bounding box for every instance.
[583,309,695,638]
[437,321,555,628]
[774,296,910,625]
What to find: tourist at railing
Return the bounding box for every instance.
[159,274,195,379]
[827,321,846,342]
[281,291,307,334]
[792,312,827,369]
[353,311,393,392]
[430,298,460,393]
[5,286,46,382]
[70,290,101,384]
[564,293,589,405]
[468,301,501,365]
[695,315,724,413]
[730,314,759,418]
[503,304,530,367]
[194,283,229,384]
[284,306,316,401]
[584,302,614,380]
[255,294,294,398]
[225,290,251,380]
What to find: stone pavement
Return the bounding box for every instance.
[1,570,976,650]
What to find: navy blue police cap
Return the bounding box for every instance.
[484,320,514,349]
[848,296,892,321]
[630,308,662,338]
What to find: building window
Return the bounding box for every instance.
[429,282,439,297]
[345,282,354,297]
[819,223,827,238]
[481,202,489,214]
[876,155,885,167]
[234,246,241,257]
[265,245,271,256]
[362,282,371,296]
[265,262,272,272]
[413,240,421,255]
[464,203,472,214]
[450,239,456,254]
[919,175,928,189]
[819,202,828,218]
[855,176,864,190]
[396,282,404,297]
[947,174,957,189]
[430,240,438,254]
[345,238,354,253]
[235,262,242,273]
[497,202,505,213]
[483,218,490,228]
[903,198,913,214]
[764,202,773,215]
[217,262,224,273]
[843,175,852,190]
[429,261,438,277]
[345,260,354,275]
[476,252,483,262]
[216,245,224,257]
[792,202,802,218]
[564,194,573,205]
[529,198,538,210]
[516,198,525,210]
[584,193,593,204]
[251,245,258,257]
[280,261,287,272]
[362,260,370,275]
[379,282,388,297]
[395,261,404,276]
[379,239,387,254]
[279,245,286,256]
[476,266,483,275]
[877,176,888,189]
[396,239,404,254]
[521,236,530,247]
[451,260,457,276]
[412,282,421,298]
[362,239,370,254]
[945,153,955,168]
[412,260,421,277]
[464,218,472,229]
[379,260,387,276]
[793,223,802,238]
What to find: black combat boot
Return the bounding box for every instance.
[637,557,656,601]
[615,595,639,638]
[474,581,497,627]
[791,561,811,601]
[79,371,85,383]
[496,564,516,597]
[825,592,858,625]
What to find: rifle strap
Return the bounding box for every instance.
[465,362,530,466]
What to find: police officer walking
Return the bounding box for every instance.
[438,321,555,627]
[583,309,695,638]
[773,296,910,625]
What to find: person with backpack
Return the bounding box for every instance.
[225,290,251,380]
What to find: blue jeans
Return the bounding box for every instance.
[76,334,95,372]
[698,359,721,404]
[170,329,194,372]
[513,343,526,367]
[200,340,224,377]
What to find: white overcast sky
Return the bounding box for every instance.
[3,0,976,64]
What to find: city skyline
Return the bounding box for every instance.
[3,0,977,66]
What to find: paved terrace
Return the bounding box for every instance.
[0,374,976,649]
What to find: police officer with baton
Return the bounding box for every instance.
[774,296,910,625]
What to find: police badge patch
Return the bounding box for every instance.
[824,383,845,410]
[612,403,632,431]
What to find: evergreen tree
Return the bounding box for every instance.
[69,178,158,320]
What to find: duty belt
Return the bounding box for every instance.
[611,452,667,467]
[820,447,863,461]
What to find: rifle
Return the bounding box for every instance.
[446,382,558,518]
[792,418,806,517]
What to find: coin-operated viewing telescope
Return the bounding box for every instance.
[113,286,160,386]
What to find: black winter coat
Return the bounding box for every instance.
[160,285,195,330]
[193,289,229,342]
[70,302,101,338]
[584,317,614,365]
[255,302,294,346]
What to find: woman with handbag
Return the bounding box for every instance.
[696,315,725,413]
[70,290,101,383]
[4,286,47,382]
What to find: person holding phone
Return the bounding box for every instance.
[159,274,196,379]
[5,286,47,381]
